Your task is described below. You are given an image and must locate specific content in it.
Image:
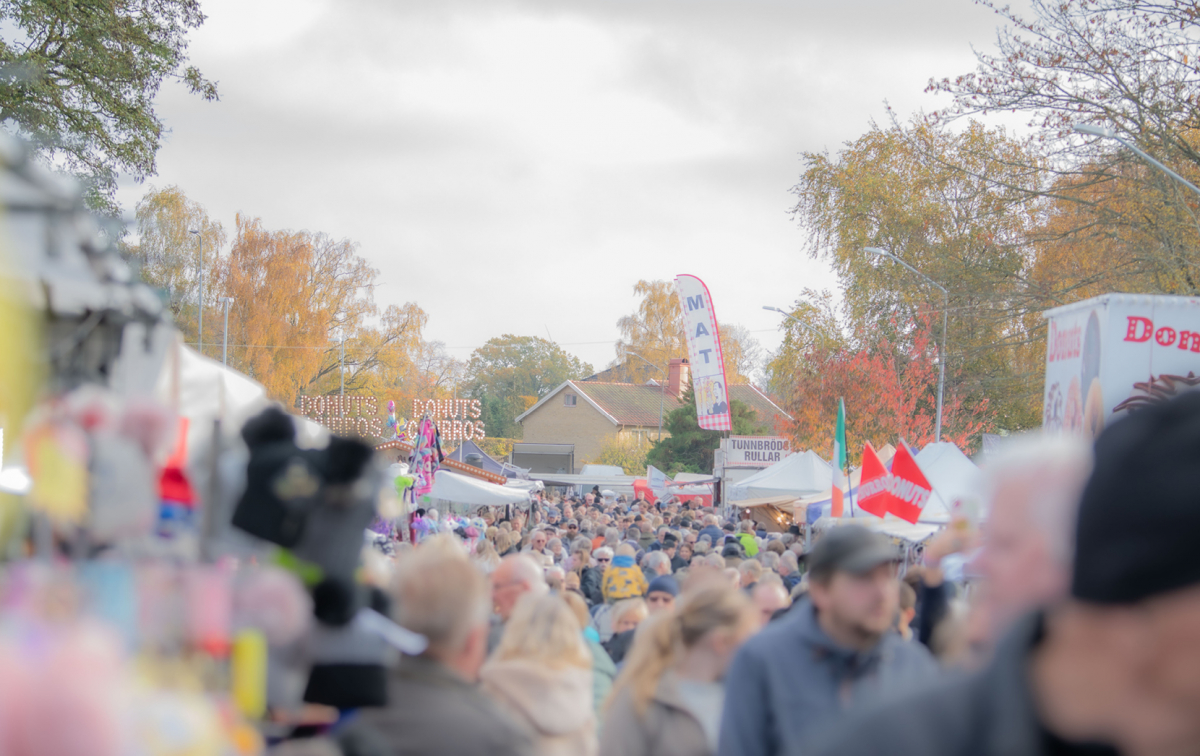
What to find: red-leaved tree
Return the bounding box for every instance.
[784,309,993,462]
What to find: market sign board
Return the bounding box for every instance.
[1043,293,1200,438]
[296,396,487,442]
[722,436,792,468]
[675,274,732,432]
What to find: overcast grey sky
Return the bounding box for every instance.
[116,0,1006,373]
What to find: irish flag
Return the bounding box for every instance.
[832,398,847,517]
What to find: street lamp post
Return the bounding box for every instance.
[627,351,665,441]
[219,297,234,365]
[864,247,949,443]
[188,229,203,356]
[763,305,816,335]
[1074,124,1200,199]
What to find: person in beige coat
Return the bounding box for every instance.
[481,592,598,756]
[600,581,758,756]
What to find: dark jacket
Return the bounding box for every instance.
[348,655,535,756]
[581,566,604,606]
[698,525,725,545]
[803,613,1119,756]
[718,599,938,756]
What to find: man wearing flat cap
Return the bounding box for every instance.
[718,525,937,756]
[807,391,1200,756]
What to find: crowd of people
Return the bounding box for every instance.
[290,391,1200,756]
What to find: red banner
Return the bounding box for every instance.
[856,442,892,518]
[887,443,933,524]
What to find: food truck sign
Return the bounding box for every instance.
[1043,294,1200,437]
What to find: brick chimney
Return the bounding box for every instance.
[668,358,690,397]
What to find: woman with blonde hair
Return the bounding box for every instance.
[472,536,501,574]
[481,593,598,756]
[600,583,758,756]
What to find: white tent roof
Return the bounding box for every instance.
[729,450,832,501]
[154,337,327,459]
[430,470,531,507]
[913,442,984,524]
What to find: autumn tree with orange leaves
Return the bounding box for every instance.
[786,310,992,461]
[132,187,455,422]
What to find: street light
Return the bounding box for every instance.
[218,297,234,366]
[627,351,665,441]
[188,229,203,356]
[1074,123,1200,199]
[763,305,816,335]
[865,247,949,443]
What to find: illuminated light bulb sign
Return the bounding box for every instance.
[408,399,486,442]
[297,395,384,437]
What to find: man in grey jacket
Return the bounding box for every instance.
[349,537,535,756]
[718,525,937,756]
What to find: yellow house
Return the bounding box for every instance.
[514,359,791,473]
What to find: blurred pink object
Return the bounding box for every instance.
[16,624,128,756]
[187,566,233,656]
[118,399,175,461]
[235,567,312,646]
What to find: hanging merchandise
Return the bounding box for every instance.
[385,399,407,442]
[407,415,444,504]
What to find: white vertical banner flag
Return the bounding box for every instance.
[647,464,670,498]
[674,274,732,432]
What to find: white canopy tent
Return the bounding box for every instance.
[728,450,832,501]
[429,470,532,508]
[912,442,984,524]
[153,337,327,460]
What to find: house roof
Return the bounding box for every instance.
[727,384,793,431]
[574,381,677,426]
[515,379,793,428]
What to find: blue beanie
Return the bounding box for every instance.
[647,575,679,598]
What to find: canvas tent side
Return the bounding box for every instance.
[727,450,832,501]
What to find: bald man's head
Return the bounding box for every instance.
[491,554,547,621]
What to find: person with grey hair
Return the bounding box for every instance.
[603,526,621,548]
[778,551,802,591]
[642,550,672,579]
[488,554,548,653]
[919,433,1093,655]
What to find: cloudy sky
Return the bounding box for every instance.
[116,0,1006,373]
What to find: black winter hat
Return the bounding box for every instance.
[1074,390,1200,604]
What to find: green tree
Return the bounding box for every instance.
[591,435,651,476]
[792,118,1045,430]
[645,384,769,475]
[0,0,218,214]
[464,335,593,439]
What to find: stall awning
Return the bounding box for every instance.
[376,440,507,485]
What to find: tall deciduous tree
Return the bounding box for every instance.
[0,0,218,214]
[785,310,992,459]
[614,279,687,383]
[129,184,224,337]
[464,335,593,439]
[645,384,769,475]
[213,214,427,407]
[929,0,1200,295]
[792,119,1045,430]
[719,324,763,384]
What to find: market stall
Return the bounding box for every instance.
[728,450,832,502]
[735,494,800,533]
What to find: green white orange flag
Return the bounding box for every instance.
[832,398,847,517]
